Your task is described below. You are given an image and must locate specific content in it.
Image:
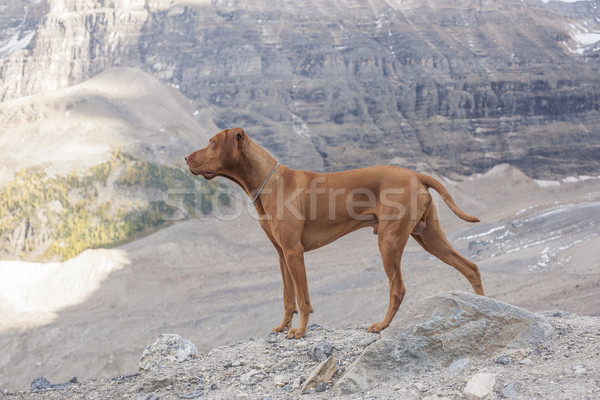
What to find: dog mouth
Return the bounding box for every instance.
[199,170,215,179]
[188,165,215,179]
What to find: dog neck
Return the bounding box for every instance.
[224,140,280,199]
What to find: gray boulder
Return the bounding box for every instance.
[138,333,198,372]
[334,291,554,395]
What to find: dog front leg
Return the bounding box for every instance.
[272,248,297,333]
[282,245,313,339]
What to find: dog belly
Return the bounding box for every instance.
[300,219,374,251]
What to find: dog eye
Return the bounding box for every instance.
[209,140,216,147]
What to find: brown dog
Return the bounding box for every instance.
[185,128,485,338]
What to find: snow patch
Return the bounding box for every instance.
[535,175,600,187]
[459,226,506,241]
[535,179,561,188]
[0,31,35,60]
[290,111,311,138]
[0,249,129,316]
[562,18,600,55]
[529,240,584,271]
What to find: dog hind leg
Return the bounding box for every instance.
[412,208,485,296]
[367,226,410,333]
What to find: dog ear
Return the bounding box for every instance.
[232,127,246,142]
[225,128,245,162]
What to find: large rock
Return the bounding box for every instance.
[138,334,198,372]
[334,291,554,395]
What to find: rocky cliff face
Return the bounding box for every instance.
[1,0,147,99]
[2,0,600,179]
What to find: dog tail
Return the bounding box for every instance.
[418,173,480,223]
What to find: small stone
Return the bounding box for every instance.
[519,358,533,365]
[252,362,267,370]
[573,365,586,374]
[281,384,292,392]
[210,383,218,390]
[311,341,334,362]
[315,382,328,392]
[501,382,521,398]
[240,369,258,383]
[31,377,52,391]
[463,373,496,400]
[306,323,322,331]
[551,310,572,318]
[495,355,510,365]
[180,390,204,399]
[291,377,303,389]
[136,394,160,400]
[140,394,162,400]
[270,358,293,371]
[414,382,427,392]
[273,375,290,387]
[232,360,242,367]
[142,374,175,392]
[69,377,78,384]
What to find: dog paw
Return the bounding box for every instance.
[366,322,389,333]
[272,325,286,333]
[285,328,305,339]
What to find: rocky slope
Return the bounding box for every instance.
[2,0,600,178]
[3,292,599,399]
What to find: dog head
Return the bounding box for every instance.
[185,127,247,179]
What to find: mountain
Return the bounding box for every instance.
[0,68,221,260]
[2,0,600,179]
[0,67,212,181]
[1,0,600,259]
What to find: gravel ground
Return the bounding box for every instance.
[3,311,599,400]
